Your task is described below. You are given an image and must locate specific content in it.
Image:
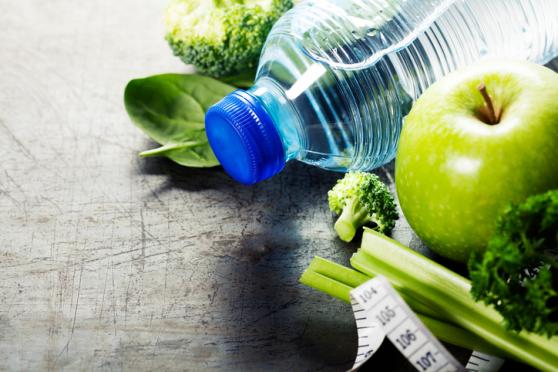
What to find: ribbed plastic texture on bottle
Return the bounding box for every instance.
[207,0,558,183]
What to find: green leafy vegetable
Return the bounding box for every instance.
[328,172,398,242]
[219,68,257,88]
[165,0,293,77]
[469,190,558,337]
[124,73,235,167]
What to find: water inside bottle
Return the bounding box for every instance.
[253,0,558,172]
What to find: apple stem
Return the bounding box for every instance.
[477,83,500,124]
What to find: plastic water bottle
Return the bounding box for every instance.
[205,0,558,184]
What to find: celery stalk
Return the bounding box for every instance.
[300,258,508,357]
[308,256,370,288]
[305,256,452,323]
[300,269,355,303]
[420,316,508,358]
[351,228,558,372]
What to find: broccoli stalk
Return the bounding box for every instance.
[165,0,293,77]
[328,172,398,242]
[469,189,558,337]
[334,198,372,244]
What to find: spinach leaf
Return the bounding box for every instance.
[124,73,236,167]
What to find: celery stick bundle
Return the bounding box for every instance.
[300,228,558,371]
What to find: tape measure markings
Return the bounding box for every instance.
[465,351,504,372]
[350,276,463,372]
[350,299,385,369]
[349,276,505,372]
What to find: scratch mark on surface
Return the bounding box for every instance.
[124,273,132,327]
[70,265,83,337]
[68,265,77,317]
[161,213,170,319]
[144,250,172,261]
[4,170,25,195]
[91,135,136,151]
[56,264,83,359]
[254,299,299,323]
[208,285,219,306]
[84,246,142,265]
[39,196,64,214]
[139,207,146,271]
[98,262,110,320]
[0,188,28,220]
[47,143,70,168]
[149,186,164,205]
[111,259,117,336]
[0,119,37,162]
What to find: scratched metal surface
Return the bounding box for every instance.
[0,1,555,371]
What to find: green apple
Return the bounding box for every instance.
[395,59,558,262]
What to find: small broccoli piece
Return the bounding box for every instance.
[165,0,293,77]
[328,172,398,242]
[469,190,558,337]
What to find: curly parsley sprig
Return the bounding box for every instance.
[469,189,558,337]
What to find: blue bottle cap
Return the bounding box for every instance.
[205,90,286,185]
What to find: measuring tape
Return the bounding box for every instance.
[465,351,504,372]
[349,276,504,372]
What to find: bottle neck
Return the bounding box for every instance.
[247,78,302,161]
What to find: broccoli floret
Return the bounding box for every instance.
[165,0,293,77]
[469,190,558,337]
[328,172,398,242]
